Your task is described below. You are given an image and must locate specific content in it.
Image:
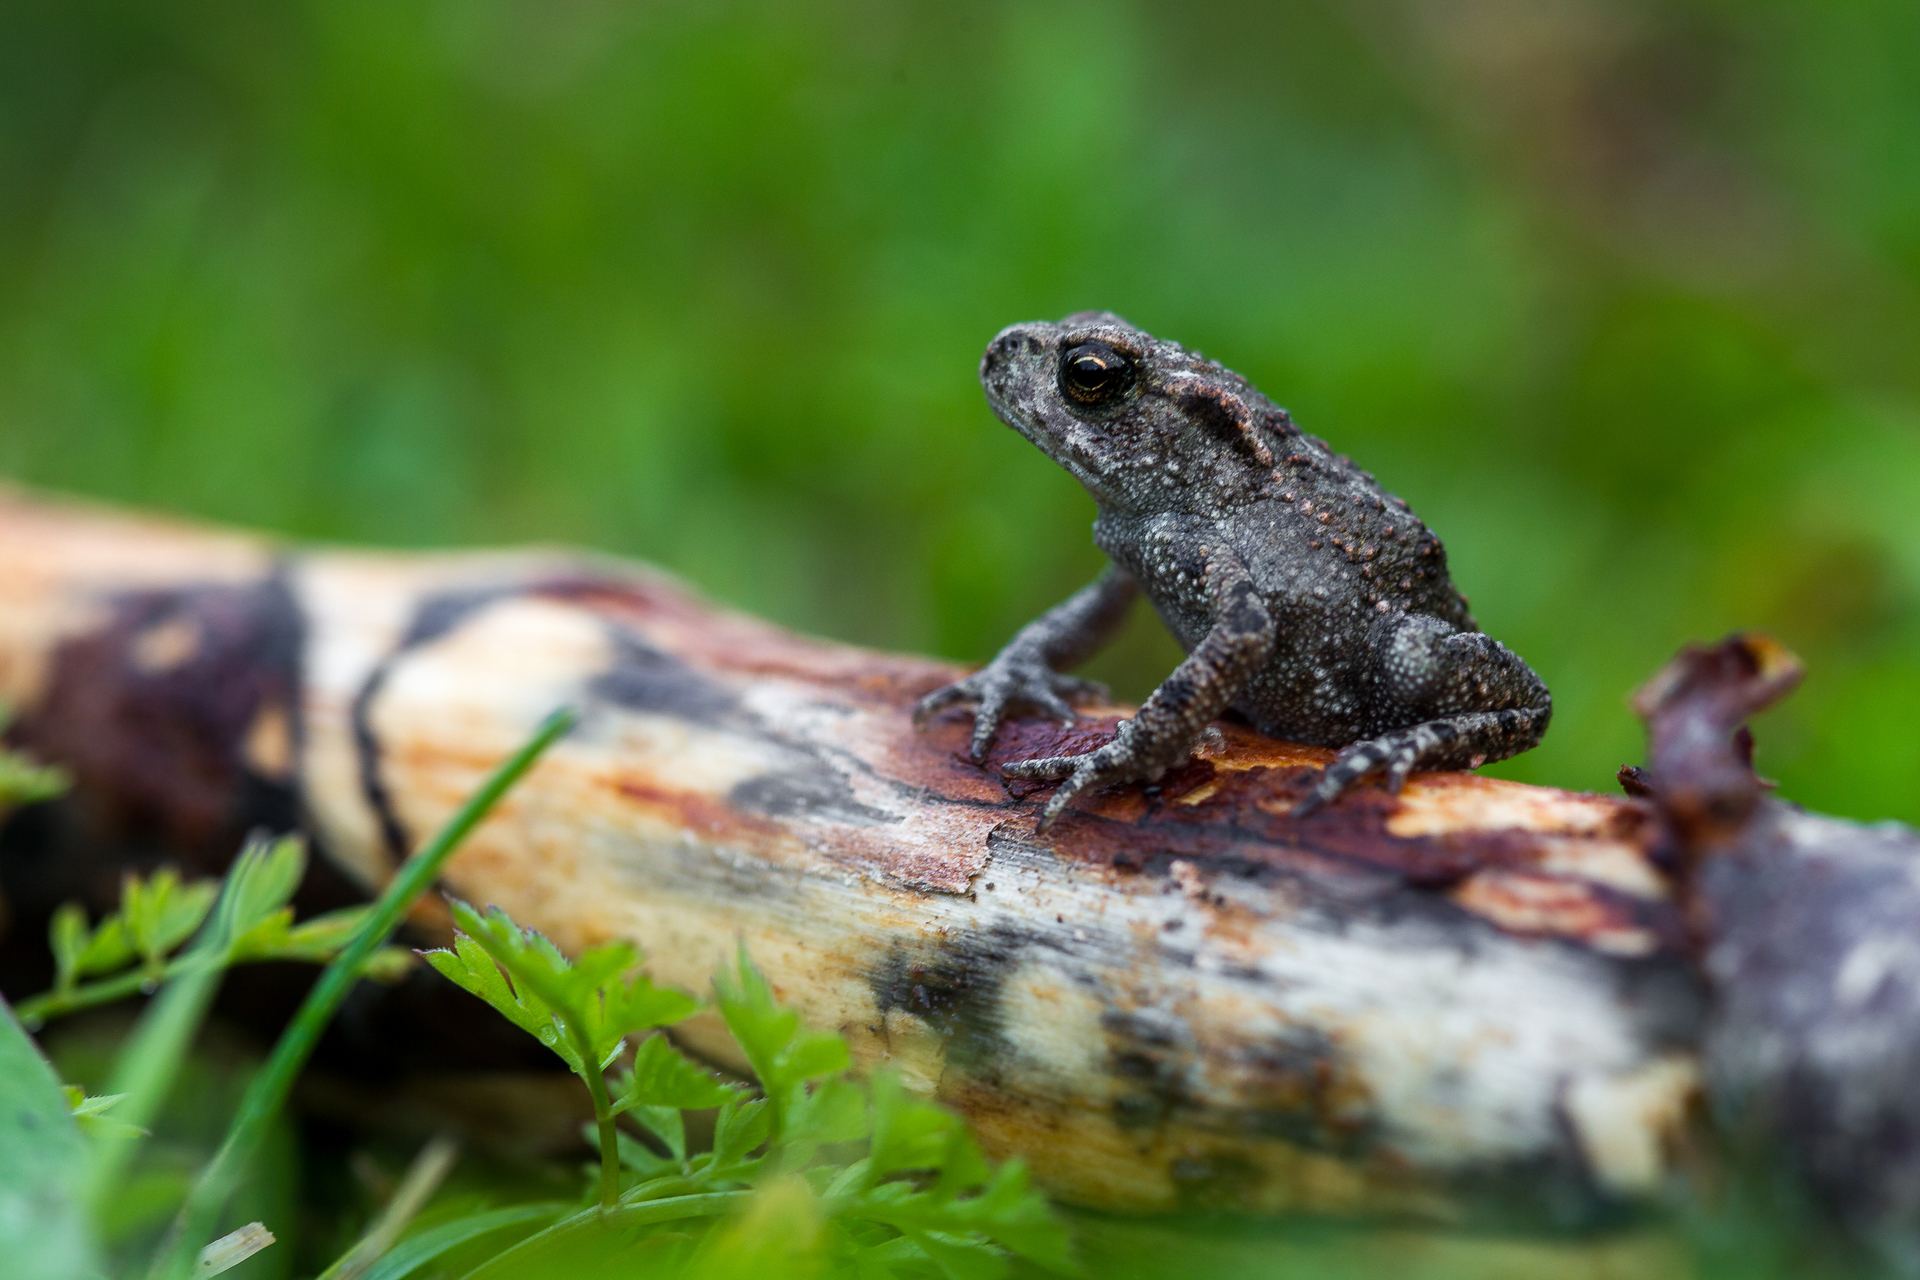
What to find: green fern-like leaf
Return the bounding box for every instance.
[423,932,580,1069]
[613,1033,740,1114]
[412,913,1076,1278]
[61,1086,146,1142]
[713,945,851,1106]
[424,900,700,1073]
[119,868,220,968]
[48,904,132,991]
[0,718,66,810]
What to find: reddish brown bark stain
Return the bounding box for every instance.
[601,774,788,845]
[898,706,1679,951]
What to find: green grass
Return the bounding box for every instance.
[3,1,1920,823]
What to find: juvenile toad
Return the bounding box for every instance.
[917,312,1551,830]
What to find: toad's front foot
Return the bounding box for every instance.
[1003,718,1191,832]
[913,649,1108,762]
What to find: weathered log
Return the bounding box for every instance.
[0,487,1703,1222]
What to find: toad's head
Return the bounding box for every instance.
[978,312,1295,514]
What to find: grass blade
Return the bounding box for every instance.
[85,838,294,1216]
[147,705,577,1280]
[195,1222,275,1276]
[0,996,98,1280]
[318,1134,460,1280]
[453,1192,752,1280]
[352,1203,573,1280]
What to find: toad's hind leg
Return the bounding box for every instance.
[1294,623,1551,817]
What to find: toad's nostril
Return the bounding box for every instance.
[981,333,1021,379]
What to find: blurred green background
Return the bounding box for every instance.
[5,0,1920,820]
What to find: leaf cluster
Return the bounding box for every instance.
[0,748,66,810]
[0,708,578,1280]
[425,901,696,1076]
[20,837,411,1028]
[61,1087,143,1143]
[418,909,1076,1280]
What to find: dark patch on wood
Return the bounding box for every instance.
[401,585,526,648]
[349,664,411,860]
[728,765,896,827]
[1105,1000,1383,1157]
[1234,1025,1379,1153]
[590,629,739,720]
[871,932,1022,1075]
[1615,954,1711,1054]
[10,567,304,861]
[0,565,345,1018]
[1103,1006,1202,1134]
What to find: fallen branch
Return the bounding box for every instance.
[0,487,1699,1221]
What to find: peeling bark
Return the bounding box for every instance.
[0,488,1705,1222]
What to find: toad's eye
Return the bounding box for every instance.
[1059,342,1135,406]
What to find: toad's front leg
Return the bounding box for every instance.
[914,564,1139,761]
[1006,559,1273,832]
[1294,616,1551,817]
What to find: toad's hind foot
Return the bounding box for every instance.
[1291,705,1550,818]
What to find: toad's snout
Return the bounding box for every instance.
[978,324,1045,385]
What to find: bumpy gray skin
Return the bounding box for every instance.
[916,313,1551,830]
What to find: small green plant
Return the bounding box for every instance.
[415,905,1076,1280]
[18,842,412,1029]
[147,708,579,1280]
[424,900,700,1209]
[0,707,577,1280]
[38,834,414,1229]
[0,748,65,809]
